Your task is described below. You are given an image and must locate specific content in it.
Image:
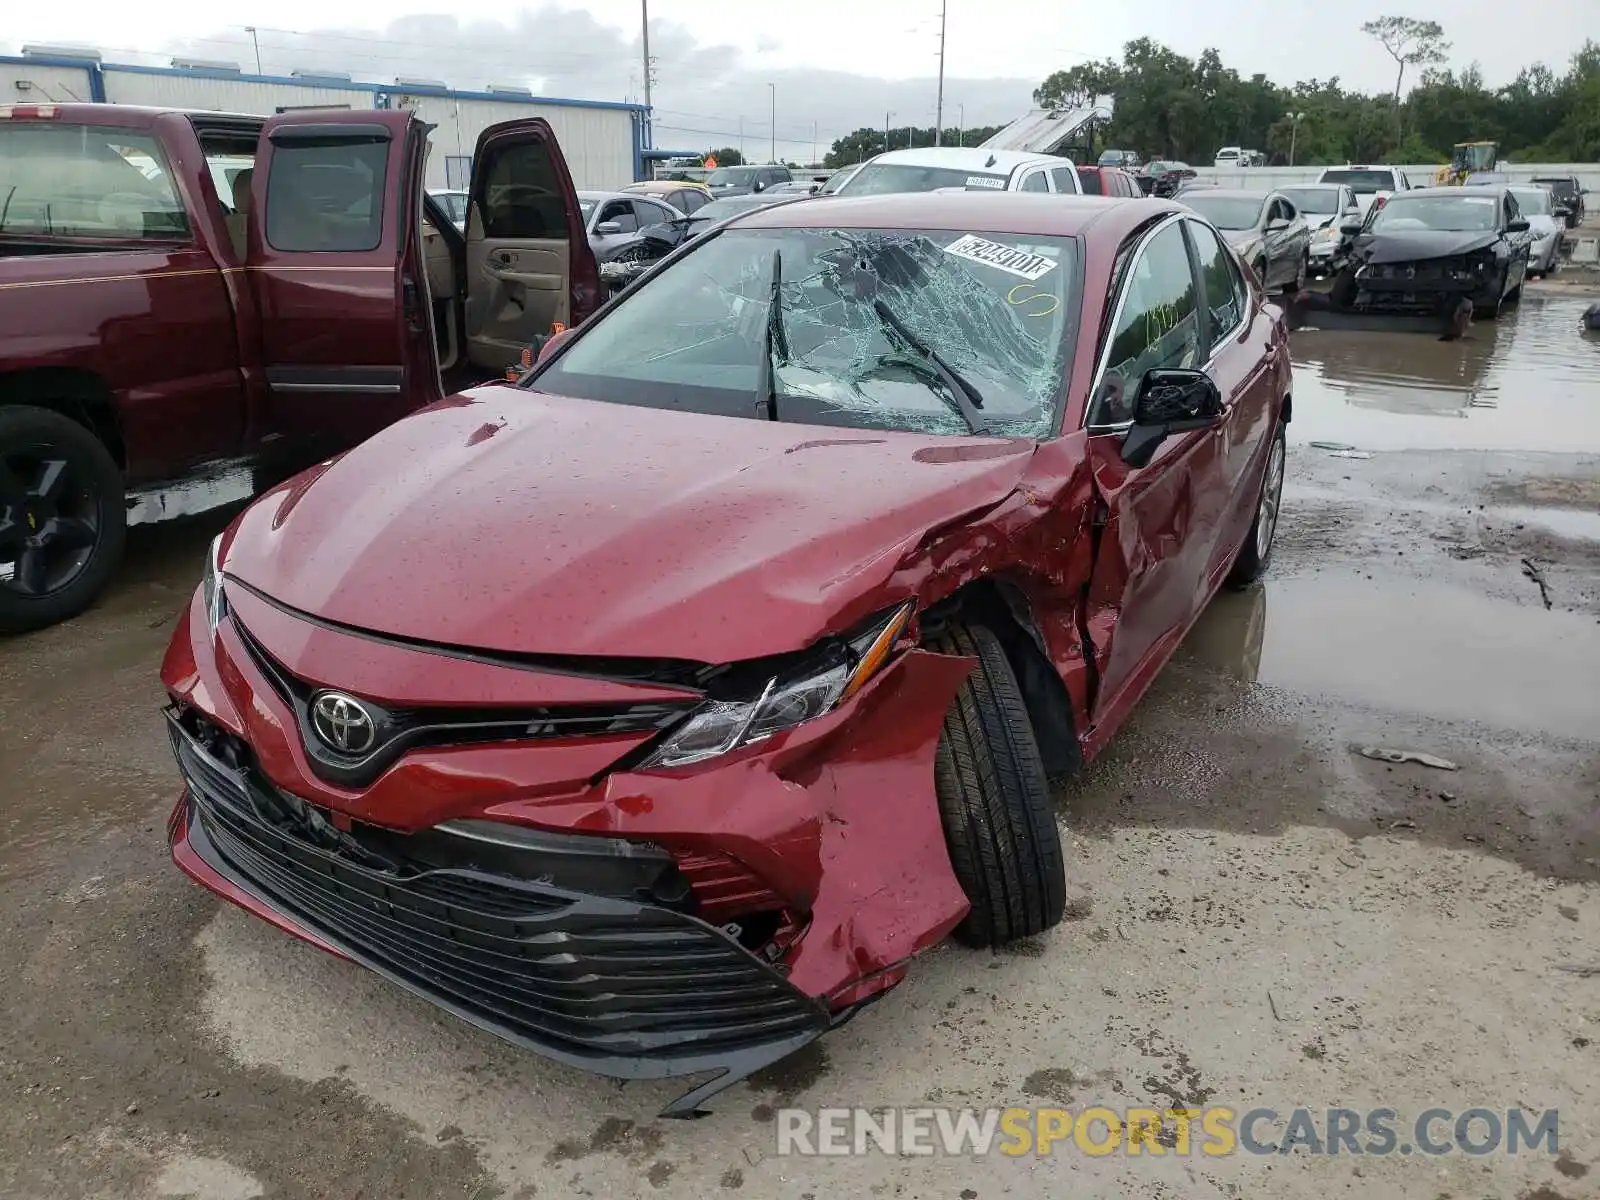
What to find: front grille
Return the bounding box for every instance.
[231,617,692,788]
[170,718,828,1065]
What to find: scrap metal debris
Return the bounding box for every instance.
[1555,964,1600,978]
[1358,747,1459,771]
[1328,450,1374,460]
[1309,441,1355,451]
[1521,558,1554,610]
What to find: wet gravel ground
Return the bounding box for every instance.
[2,287,1599,1200]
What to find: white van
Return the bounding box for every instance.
[1214,146,1242,169]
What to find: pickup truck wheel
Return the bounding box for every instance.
[930,622,1066,948]
[1228,420,1286,587]
[0,406,127,635]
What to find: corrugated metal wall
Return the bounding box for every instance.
[0,62,95,104]
[102,69,371,115]
[406,96,638,191]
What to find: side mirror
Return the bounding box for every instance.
[1339,218,1364,235]
[1507,217,1530,233]
[595,220,623,235]
[1121,369,1223,467]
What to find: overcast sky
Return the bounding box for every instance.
[5,0,1588,161]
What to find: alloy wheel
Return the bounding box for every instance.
[0,446,101,598]
[1256,435,1285,561]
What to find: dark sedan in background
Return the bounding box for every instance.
[1136,161,1197,197]
[1331,186,1530,317]
[1179,189,1312,293]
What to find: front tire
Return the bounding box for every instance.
[1228,420,1286,587]
[0,405,127,635]
[931,623,1066,948]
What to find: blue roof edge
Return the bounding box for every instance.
[0,54,646,113]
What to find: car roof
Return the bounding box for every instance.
[1280,182,1342,189]
[726,192,1179,238]
[1186,188,1273,200]
[577,190,637,201]
[627,179,708,190]
[862,147,1071,172]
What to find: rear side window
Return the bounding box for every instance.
[1076,168,1102,195]
[1186,220,1248,353]
[479,140,566,239]
[0,123,189,241]
[1050,166,1076,193]
[265,137,388,252]
[1020,170,1049,193]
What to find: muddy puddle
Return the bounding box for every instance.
[1290,293,1600,453]
[1182,575,1600,740]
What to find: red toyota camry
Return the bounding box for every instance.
[163,192,1291,1116]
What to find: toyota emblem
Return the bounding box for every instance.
[311,691,377,755]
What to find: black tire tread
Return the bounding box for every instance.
[930,623,1065,947]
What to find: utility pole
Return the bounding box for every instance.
[812,120,818,167]
[957,103,964,147]
[739,116,745,160]
[934,0,947,146]
[885,110,894,153]
[640,0,653,152]
[244,26,262,75]
[1286,111,1305,167]
[769,83,776,163]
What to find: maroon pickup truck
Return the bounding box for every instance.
[0,102,601,633]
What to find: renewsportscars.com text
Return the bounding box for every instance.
[774,1106,1560,1158]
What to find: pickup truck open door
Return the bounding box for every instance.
[247,110,598,448]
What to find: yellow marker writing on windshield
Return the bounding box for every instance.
[1006,282,1059,318]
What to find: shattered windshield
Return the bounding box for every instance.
[531,226,1080,438]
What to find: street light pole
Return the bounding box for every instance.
[769,83,776,164]
[957,103,964,147]
[640,0,652,130]
[244,26,262,75]
[934,0,947,146]
[1287,111,1305,167]
[885,110,894,154]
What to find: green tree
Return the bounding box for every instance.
[1362,16,1450,138]
[706,147,743,166]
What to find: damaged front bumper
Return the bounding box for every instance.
[163,587,975,1116]
[1349,259,1500,312]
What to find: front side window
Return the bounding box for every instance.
[479,139,564,239]
[596,201,636,232]
[534,226,1082,439]
[1076,169,1102,196]
[0,123,189,241]
[1186,220,1247,355]
[265,136,388,252]
[1090,222,1200,426]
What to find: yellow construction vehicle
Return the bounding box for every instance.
[1434,141,1499,186]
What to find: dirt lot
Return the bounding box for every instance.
[2,288,1599,1200]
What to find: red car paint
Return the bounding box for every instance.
[0,104,598,486]
[164,192,1291,1100]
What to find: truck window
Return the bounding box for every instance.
[265,139,388,253]
[479,141,564,239]
[0,124,189,241]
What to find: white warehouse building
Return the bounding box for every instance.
[0,46,648,190]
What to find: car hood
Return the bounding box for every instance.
[222,388,1040,664]
[1354,229,1502,264]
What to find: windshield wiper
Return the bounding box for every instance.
[755,248,788,421]
[870,298,989,434]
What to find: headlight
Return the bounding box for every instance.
[638,602,914,769]
[201,534,227,633]
[1315,225,1338,242]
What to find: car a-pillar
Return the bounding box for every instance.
[0,370,128,634]
[917,579,1076,947]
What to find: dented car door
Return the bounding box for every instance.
[1079,216,1227,741]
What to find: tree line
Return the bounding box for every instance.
[1031,29,1599,166]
